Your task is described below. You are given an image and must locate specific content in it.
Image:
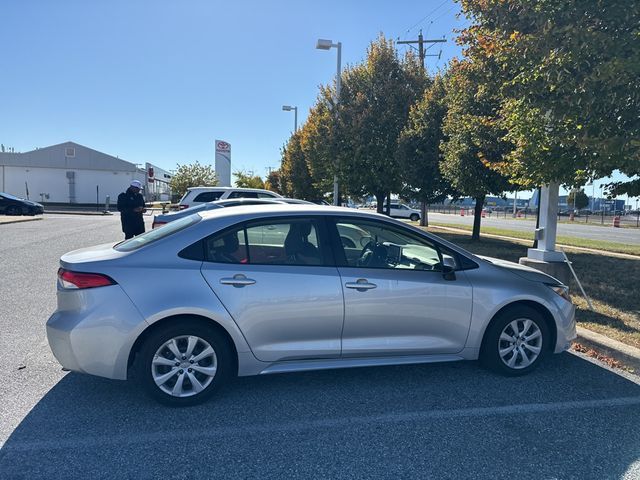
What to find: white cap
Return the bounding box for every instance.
[130,180,143,189]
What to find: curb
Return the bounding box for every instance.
[44,210,113,216]
[0,216,43,225]
[576,326,640,373]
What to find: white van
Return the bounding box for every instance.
[178,187,282,209]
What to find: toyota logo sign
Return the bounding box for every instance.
[216,141,230,151]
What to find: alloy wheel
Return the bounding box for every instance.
[497,318,543,369]
[151,335,218,397]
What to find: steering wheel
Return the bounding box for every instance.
[357,240,376,267]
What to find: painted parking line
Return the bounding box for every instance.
[3,395,640,452]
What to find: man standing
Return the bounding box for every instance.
[117,180,146,239]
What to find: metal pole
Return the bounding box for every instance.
[333,42,342,206]
[294,107,298,132]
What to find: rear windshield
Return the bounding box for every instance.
[114,214,201,252]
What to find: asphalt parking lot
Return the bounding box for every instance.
[1,214,640,479]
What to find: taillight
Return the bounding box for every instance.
[57,268,116,289]
[179,205,189,210]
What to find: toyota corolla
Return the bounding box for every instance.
[46,205,576,406]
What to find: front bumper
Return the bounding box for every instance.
[554,300,577,353]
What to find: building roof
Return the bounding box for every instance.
[0,141,140,172]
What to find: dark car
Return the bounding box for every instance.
[0,192,44,216]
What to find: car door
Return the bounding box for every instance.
[200,216,344,362]
[329,217,473,357]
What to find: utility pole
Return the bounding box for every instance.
[397,31,446,71]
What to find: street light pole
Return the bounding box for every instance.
[317,38,342,206]
[282,105,298,132]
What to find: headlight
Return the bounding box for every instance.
[547,284,571,302]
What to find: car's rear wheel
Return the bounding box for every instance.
[136,320,232,406]
[480,306,549,376]
[409,213,419,222]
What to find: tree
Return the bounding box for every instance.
[441,60,513,240]
[336,35,428,213]
[234,170,265,189]
[397,75,456,226]
[457,0,640,194]
[169,161,217,198]
[264,169,283,195]
[567,189,589,211]
[280,129,322,200]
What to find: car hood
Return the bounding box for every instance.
[477,255,563,285]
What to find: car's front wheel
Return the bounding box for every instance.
[409,213,419,222]
[136,320,233,406]
[480,306,550,376]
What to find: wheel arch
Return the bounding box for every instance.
[127,314,239,379]
[480,300,557,354]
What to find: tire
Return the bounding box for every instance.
[135,319,233,406]
[480,306,550,376]
[409,214,419,222]
[6,205,21,216]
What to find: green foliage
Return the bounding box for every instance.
[458,0,640,194]
[234,170,265,189]
[567,189,589,210]
[335,35,428,211]
[440,60,513,240]
[397,75,456,205]
[169,161,217,198]
[264,169,283,195]
[279,130,322,200]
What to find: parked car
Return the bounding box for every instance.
[152,197,311,228]
[47,205,576,406]
[0,192,44,216]
[178,187,282,210]
[383,203,421,221]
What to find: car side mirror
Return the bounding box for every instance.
[442,265,456,281]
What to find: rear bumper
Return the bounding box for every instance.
[46,284,148,380]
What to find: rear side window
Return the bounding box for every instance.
[115,215,200,252]
[228,191,259,199]
[204,219,325,266]
[193,191,223,202]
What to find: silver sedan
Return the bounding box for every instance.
[47,205,576,406]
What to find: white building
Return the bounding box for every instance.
[0,141,147,205]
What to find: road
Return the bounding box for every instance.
[1,214,640,479]
[425,212,640,245]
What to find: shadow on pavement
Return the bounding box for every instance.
[1,353,640,479]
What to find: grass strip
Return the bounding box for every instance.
[428,221,640,256]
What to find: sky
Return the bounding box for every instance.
[1,0,635,204]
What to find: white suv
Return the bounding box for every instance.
[385,203,421,221]
[178,187,282,209]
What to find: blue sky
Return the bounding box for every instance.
[1,0,634,203]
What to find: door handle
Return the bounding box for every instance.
[345,279,377,291]
[220,274,256,287]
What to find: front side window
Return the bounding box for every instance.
[205,219,324,266]
[334,219,458,271]
[193,191,223,202]
[228,191,259,199]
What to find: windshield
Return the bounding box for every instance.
[114,214,201,252]
[1,192,24,201]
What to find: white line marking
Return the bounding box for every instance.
[3,396,640,452]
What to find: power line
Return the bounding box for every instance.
[404,0,449,34]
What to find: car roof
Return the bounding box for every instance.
[198,204,387,222]
[186,186,276,193]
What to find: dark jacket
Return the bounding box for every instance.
[117,188,145,236]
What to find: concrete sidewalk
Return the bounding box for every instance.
[0,215,43,225]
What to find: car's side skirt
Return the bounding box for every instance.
[259,354,465,375]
